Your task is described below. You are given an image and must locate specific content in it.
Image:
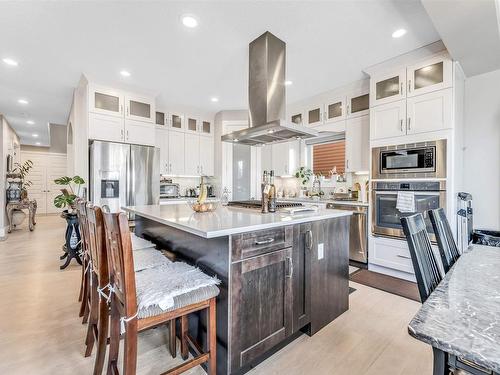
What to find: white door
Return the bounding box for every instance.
[406,88,452,135]
[184,133,201,175]
[155,128,169,175]
[45,155,67,214]
[370,100,407,140]
[88,112,124,143]
[407,55,453,97]
[370,69,406,107]
[124,94,154,123]
[347,92,370,118]
[306,105,323,126]
[345,115,369,172]
[124,119,155,146]
[88,84,124,118]
[199,136,214,176]
[324,96,346,124]
[272,142,290,176]
[168,130,185,175]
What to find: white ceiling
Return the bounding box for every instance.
[0,1,439,146]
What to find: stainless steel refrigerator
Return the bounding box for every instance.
[89,141,159,213]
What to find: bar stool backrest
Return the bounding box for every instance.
[428,208,460,273]
[401,213,443,303]
[102,211,138,319]
[86,204,109,287]
[76,200,89,258]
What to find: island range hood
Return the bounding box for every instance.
[222,31,317,146]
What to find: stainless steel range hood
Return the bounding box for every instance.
[222,32,317,146]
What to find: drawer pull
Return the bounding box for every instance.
[286,256,294,278]
[397,254,411,260]
[254,238,275,245]
[306,230,313,251]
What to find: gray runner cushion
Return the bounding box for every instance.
[131,233,156,251]
[133,249,171,272]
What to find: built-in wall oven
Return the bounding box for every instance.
[372,139,446,180]
[371,180,446,242]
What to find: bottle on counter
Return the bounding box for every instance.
[261,170,270,213]
[268,170,276,213]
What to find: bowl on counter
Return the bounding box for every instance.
[187,198,220,213]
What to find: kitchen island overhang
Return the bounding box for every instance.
[123,204,352,375]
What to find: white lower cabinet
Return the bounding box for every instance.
[199,136,214,176]
[125,119,155,146]
[89,113,124,143]
[184,133,201,175]
[370,236,415,275]
[345,115,369,172]
[406,88,452,135]
[155,128,169,174]
[168,130,186,175]
[370,100,406,140]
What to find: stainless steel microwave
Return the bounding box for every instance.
[371,139,446,179]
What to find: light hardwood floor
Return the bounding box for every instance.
[0,216,432,375]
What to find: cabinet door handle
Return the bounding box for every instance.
[126,106,129,116]
[400,82,403,94]
[120,104,123,113]
[397,254,411,260]
[254,238,275,245]
[126,130,129,140]
[347,104,350,114]
[400,119,404,132]
[408,117,411,130]
[346,159,349,170]
[408,80,411,93]
[170,163,172,173]
[286,256,294,278]
[121,129,124,139]
[306,230,313,251]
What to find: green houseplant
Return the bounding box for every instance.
[8,160,34,200]
[295,166,313,185]
[53,175,85,212]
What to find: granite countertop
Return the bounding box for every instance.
[123,204,352,238]
[279,197,369,207]
[408,245,500,372]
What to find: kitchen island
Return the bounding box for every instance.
[123,203,352,375]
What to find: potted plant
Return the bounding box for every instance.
[53,175,85,213]
[294,167,313,197]
[6,160,33,201]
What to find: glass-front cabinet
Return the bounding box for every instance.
[290,112,304,126]
[370,69,406,107]
[201,120,213,135]
[307,106,322,126]
[407,55,452,97]
[169,113,184,131]
[125,95,154,123]
[155,111,166,126]
[347,92,369,118]
[186,117,198,133]
[89,85,124,117]
[324,96,345,124]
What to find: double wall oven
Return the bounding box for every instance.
[371,140,447,241]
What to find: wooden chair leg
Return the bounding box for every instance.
[78,258,86,302]
[93,297,109,375]
[123,319,138,375]
[208,298,217,375]
[79,267,89,318]
[107,304,120,375]
[169,319,177,358]
[85,277,99,357]
[180,315,188,360]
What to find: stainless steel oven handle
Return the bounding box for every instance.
[373,191,442,196]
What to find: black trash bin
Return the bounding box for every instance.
[473,230,500,247]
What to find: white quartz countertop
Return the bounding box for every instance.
[123,204,352,238]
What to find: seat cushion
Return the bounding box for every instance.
[133,249,171,272]
[131,233,156,251]
[135,262,220,317]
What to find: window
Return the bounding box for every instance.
[312,141,345,175]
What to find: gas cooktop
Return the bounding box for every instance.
[227,200,303,209]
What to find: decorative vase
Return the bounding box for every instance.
[6,181,22,202]
[11,209,26,226]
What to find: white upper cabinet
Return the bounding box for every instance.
[271,140,300,177]
[184,133,200,175]
[289,110,305,126]
[155,111,166,127]
[167,130,185,175]
[406,88,452,135]
[155,128,169,174]
[370,100,406,140]
[324,96,346,124]
[169,112,185,131]
[347,91,370,118]
[307,106,323,127]
[125,119,155,146]
[89,85,124,117]
[407,55,452,97]
[199,136,214,176]
[345,115,369,172]
[201,119,213,135]
[370,69,406,107]
[186,116,199,133]
[89,112,124,143]
[125,95,154,123]
[261,145,273,172]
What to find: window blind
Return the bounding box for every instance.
[312,141,346,175]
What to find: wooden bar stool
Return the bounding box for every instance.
[428,208,461,273]
[102,211,219,375]
[76,200,92,324]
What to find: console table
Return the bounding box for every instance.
[6,199,37,233]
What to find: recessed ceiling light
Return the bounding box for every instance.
[35,142,41,146]
[3,57,18,66]
[32,133,38,138]
[392,29,407,38]
[285,80,293,86]
[120,70,131,77]
[26,120,35,125]
[182,14,198,28]
[18,98,28,104]
[211,97,219,102]
[234,139,239,142]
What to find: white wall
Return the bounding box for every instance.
[464,68,500,230]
